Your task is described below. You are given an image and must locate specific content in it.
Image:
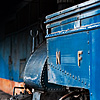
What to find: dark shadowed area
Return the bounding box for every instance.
[0,90,11,99]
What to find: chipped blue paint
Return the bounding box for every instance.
[0,26,44,82]
[46,22,61,29]
[61,17,78,25]
[24,42,47,89]
[46,23,100,38]
[46,17,78,29]
[47,31,90,89]
[45,1,100,100]
[0,33,32,82]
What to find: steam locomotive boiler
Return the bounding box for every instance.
[11,0,100,100]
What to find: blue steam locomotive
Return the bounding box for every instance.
[11,0,100,100]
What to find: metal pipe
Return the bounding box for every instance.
[59,91,75,100]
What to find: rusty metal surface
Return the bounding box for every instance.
[0,78,25,95]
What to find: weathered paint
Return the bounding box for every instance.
[0,32,32,82]
[47,31,90,89]
[24,42,47,89]
[0,24,44,94]
[0,78,24,95]
[45,1,100,100]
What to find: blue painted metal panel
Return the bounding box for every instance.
[51,26,61,33]
[45,1,100,24]
[79,7,100,20]
[46,22,61,29]
[51,22,75,33]
[45,1,100,100]
[81,14,100,26]
[61,17,78,25]
[89,29,100,100]
[46,23,100,38]
[51,20,80,33]
[47,31,90,89]
[46,23,100,100]
[23,42,47,89]
[11,32,31,82]
[0,38,10,80]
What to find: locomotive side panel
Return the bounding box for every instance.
[45,1,100,100]
[89,29,100,100]
[47,31,90,89]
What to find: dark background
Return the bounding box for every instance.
[0,0,87,37]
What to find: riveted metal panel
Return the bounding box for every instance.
[23,42,47,89]
[47,31,90,89]
[45,1,100,100]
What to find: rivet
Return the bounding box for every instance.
[87,31,89,34]
[60,68,61,71]
[70,74,71,76]
[88,51,90,54]
[87,41,89,44]
[67,73,69,75]
[62,70,64,72]
[65,71,66,74]
[91,93,92,96]
[88,84,90,87]
[78,78,80,81]
[85,82,86,85]
[81,80,83,83]
[73,75,74,78]
[75,77,77,80]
